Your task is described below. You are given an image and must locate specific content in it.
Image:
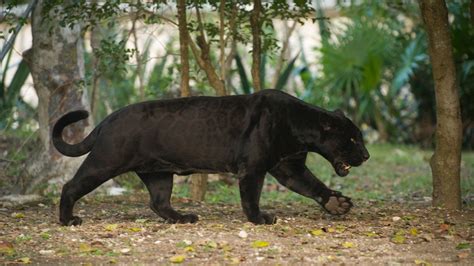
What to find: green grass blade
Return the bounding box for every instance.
[234,54,251,94]
[259,53,266,90]
[148,54,168,92]
[274,54,298,91]
[6,59,30,104]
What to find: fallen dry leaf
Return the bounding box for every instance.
[120,248,131,254]
[310,229,324,236]
[251,240,270,248]
[169,254,186,263]
[104,224,118,231]
[335,225,347,233]
[366,232,378,237]
[457,252,469,259]
[206,240,218,249]
[11,212,25,219]
[439,223,450,232]
[79,243,93,253]
[341,241,355,248]
[17,257,31,264]
[0,241,15,256]
[414,259,432,265]
[129,227,142,232]
[184,246,195,252]
[391,235,406,244]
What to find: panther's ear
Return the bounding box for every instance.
[334,109,344,116]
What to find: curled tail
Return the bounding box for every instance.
[52,110,97,157]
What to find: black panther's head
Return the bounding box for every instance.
[317,110,370,177]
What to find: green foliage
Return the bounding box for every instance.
[390,34,427,96]
[234,52,298,92]
[94,38,136,75]
[0,49,32,130]
[43,0,122,31]
[448,0,474,148]
[309,1,435,143]
[114,172,144,191]
[274,54,298,91]
[146,54,174,98]
[0,0,30,40]
[234,54,251,94]
[315,18,401,131]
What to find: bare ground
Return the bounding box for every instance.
[1,193,473,265]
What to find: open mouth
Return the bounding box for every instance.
[335,161,352,177]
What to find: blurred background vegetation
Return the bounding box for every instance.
[0,0,473,205]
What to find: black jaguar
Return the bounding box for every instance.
[53,89,369,226]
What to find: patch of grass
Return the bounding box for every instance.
[114,172,144,191]
[15,234,32,243]
[172,182,190,199]
[206,182,240,204]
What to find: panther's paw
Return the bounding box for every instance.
[179,213,199,223]
[323,191,353,215]
[248,212,277,225]
[167,213,199,224]
[60,216,83,226]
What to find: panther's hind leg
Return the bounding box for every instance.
[60,155,115,226]
[137,172,198,223]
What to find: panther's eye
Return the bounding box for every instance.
[350,138,356,144]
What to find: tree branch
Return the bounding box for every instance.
[177,0,190,97]
[187,5,226,96]
[219,0,226,81]
[250,0,263,91]
[0,0,37,62]
[272,21,297,88]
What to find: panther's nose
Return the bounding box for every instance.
[363,152,370,161]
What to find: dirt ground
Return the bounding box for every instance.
[0,193,473,265]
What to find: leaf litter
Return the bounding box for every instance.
[0,192,473,264]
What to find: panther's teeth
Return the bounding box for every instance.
[343,164,351,170]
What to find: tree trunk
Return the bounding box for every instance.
[178,0,190,98]
[132,16,145,101]
[373,106,388,143]
[23,0,91,193]
[224,2,238,87]
[189,6,226,96]
[90,19,103,120]
[272,21,297,88]
[419,0,462,209]
[178,0,208,201]
[471,0,474,25]
[250,0,263,91]
[219,0,226,82]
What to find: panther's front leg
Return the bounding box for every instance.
[269,154,353,215]
[238,173,277,225]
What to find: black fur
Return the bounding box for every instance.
[53,90,369,226]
